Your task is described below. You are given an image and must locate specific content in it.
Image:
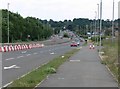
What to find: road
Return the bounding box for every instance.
[2,41,76,87]
[38,44,118,87]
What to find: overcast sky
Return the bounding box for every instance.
[0,0,119,21]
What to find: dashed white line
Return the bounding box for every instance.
[33,53,38,55]
[50,52,55,55]
[70,60,80,62]
[26,54,31,56]
[22,51,27,54]
[5,58,14,61]
[17,56,24,59]
[40,51,43,53]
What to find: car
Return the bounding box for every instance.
[76,41,80,46]
[70,41,78,47]
[80,39,83,42]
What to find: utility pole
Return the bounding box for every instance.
[7,3,10,43]
[97,4,99,45]
[95,11,97,43]
[100,0,102,47]
[112,0,114,42]
[38,19,39,41]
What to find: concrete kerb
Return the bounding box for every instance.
[99,52,118,83]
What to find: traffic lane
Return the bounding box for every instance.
[2,45,72,86]
[2,42,70,61]
[2,44,70,67]
[39,45,118,87]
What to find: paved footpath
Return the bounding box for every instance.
[38,44,118,87]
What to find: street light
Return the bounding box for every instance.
[112,0,114,42]
[7,3,10,43]
[97,4,99,45]
[95,11,97,43]
[100,0,102,47]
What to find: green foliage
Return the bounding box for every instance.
[2,9,118,43]
[91,36,106,42]
[2,9,53,43]
[63,33,69,38]
[101,39,118,82]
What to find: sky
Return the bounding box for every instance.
[0,0,119,21]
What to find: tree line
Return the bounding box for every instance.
[1,9,118,43]
[2,9,53,43]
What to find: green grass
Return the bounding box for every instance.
[101,38,118,82]
[6,49,79,89]
[83,41,88,46]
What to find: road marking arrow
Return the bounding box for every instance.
[4,65,20,70]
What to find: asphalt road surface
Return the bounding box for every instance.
[2,41,77,87]
[38,44,118,87]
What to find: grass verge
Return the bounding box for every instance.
[100,38,118,82]
[5,49,79,89]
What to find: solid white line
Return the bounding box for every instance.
[5,58,14,61]
[99,53,118,83]
[34,75,49,88]
[26,54,31,56]
[17,56,24,58]
[3,81,13,88]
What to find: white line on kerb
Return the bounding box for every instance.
[17,56,24,58]
[5,58,14,60]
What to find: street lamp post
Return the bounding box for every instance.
[7,3,10,43]
[112,0,114,42]
[97,4,99,45]
[100,0,102,47]
[95,11,97,43]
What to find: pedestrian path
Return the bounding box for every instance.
[38,45,118,87]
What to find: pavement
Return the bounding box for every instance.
[38,44,118,87]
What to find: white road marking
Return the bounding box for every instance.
[33,53,38,55]
[58,78,65,80]
[26,54,31,56]
[50,52,55,54]
[5,58,14,61]
[17,56,24,58]
[4,65,20,70]
[3,81,13,88]
[70,60,80,62]
[22,51,27,53]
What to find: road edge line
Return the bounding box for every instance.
[34,75,50,88]
[99,53,118,83]
[2,61,50,88]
